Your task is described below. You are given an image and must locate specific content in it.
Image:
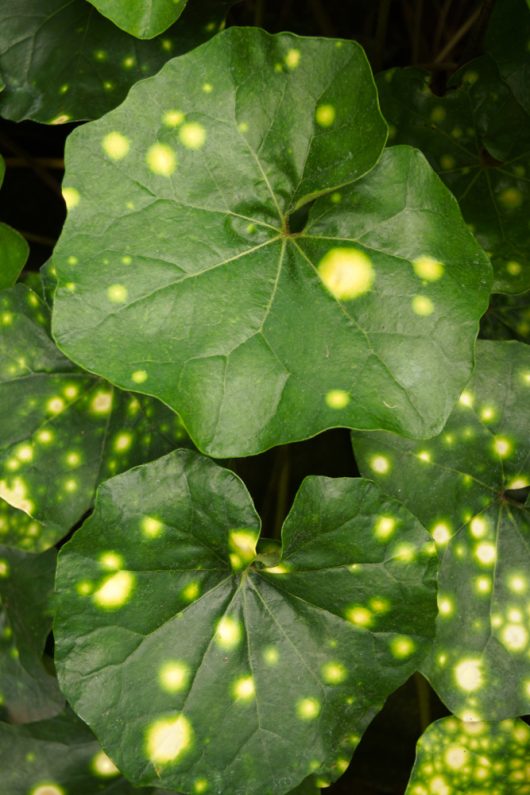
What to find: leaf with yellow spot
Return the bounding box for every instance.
[52,28,490,457]
[353,340,530,720]
[87,0,188,39]
[54,449,436,795]
[405,716,530,794]
[0,285,192,552]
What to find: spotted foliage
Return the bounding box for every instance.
[353,340,530,720]
[0,0,231,123]
[52,28,490,457]
[378,56,530,294]
[406,716,530,794]
[87,0,188,39]
[0,285,191,552]
[0,544,63,723]
[54,449,437,795]
[0,155,29,289]
[481,289,530,343]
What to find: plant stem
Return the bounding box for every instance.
[273,447,290,540]
[412,0,423,64]
[5,157,64,170]
[434,5,481,64]
[0,133,62,197]
[18,230,57,247]
[414,673,431,731]
[374,0,392,71]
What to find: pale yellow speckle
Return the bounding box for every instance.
[459,390,474,407]
[232,675,255,701]
[215,616,241,649]
[194,779,208,794]
[102,132,130,160]
[445,746,467,769]
[315,104,336,127]
[480,405,496,422]
[500,624,528,651]
[93,571,134,609]
[163,109,184,127]
[0,478,34,515]
[438,596,454,616]
[114,432,132,453]
[182,581,200,601]
[159,661,190,693]
[64,384,79,399]
[107,284,128,303]
[412,255,444,281]
[499,187,523,209]
[470,516,488,538]
[440,154,455,170]
[91,751,119,778]
[99,551,123,570]
[325,389,350,409]
[228,529,257,571]
[76,581,93,596]
[285,49,301,69]
[432,522,451,545]
[202,83,213,93]
[475,541,496,566]
[345,606,373,628]
[142,516,164,538]
[121,255,132,265]
[430,106,446,123]
[492,435,512,458]
[238,122,249,133]
[146,143,177,176]
[179,122,207,150]
[91,391,113,414]
[318,247,374,300]
[417,450,432,463]
[30,786,65,795]
[263,646,279,665]
[296,697,320,720]
[389,635,416,658]
[370,454,390,474]
[507,476,529,490]
[321,661,347,684]
[374,515,396,541]
[506,260,522,276]
[122,56,135,69]
[0,560,9,578]
[63,187,80,209]
[508,573,527,593]
[16,444,33,463]
[132,369,148,384]
[454,658,483,692]
[47,397,65,414]
[412,295,434,316]
[146,714,192,764]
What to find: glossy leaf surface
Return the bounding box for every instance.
[0,156,29,289]
[406,716,530,794]
[0,545,64,722]
[353,340,530,720]
[0,285,191,552]
[378,57,530,293]
[0,0,229,123]
[88,0,188,39]
[52,28,490,457]
[54,449,437,795]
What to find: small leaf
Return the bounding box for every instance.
[405,716,530,794]
[0,0,231,123]
[52,28,490,457]
[0,708,162,793]
[0,285,192,551]
[378,57,530,294]
[0,155,29,289]
[0,544,64,722]
[353,340,530,720]
[87,0,188,39]
[54,449,437,795]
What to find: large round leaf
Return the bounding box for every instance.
[54,449,437,795]
[0,0,230,123]
[353,340,530,721]
[378,57,530,294]
[51,27,491,457]
[0,285,191,552]
[406,716,530,794]
[0,544,64,722]
[0,155,29,289]
[87,0,188,39]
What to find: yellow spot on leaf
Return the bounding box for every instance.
[62,187,80,209]
[93,571,134,609]
[91,391,113,414]
[180,122,206,150]
[374,515,396,541]
[215,616,241,649]
[102,132,130,160]
[159,661,190,693]
[132,369,148,384]
[412,255,444,281]
[412,295,434,316]
[315,104,336,127]
[107,284,128,303]
[369,455,390,474]
[325,389,350,409]
[146,143,177,176]
[285,49,301,69]
[263,646,279,665]
[345,606,373,628]
[432,522,451,545]
[0,478,33,514]
[321,661,347,684]
[30,786,65,795]
[318,248,374,300]
[296,697,320,720]
[390,635,416,658]
[454,658,483,692]
[163,110,184,127]
[99,552,123,570]
[499,187,523,209]
[146,714,192,764]
[114,432,132,452]
[232,675,255,701]
[228,529,257,571]
[142,516,164,538]
[91,751,119,777]
[492,435,512,458]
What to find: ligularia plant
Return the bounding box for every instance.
[0,1,529,794]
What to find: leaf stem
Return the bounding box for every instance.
[273,447,290,541]
[434,5,481,64]
[414,673,431,731]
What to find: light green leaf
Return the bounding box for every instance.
[0,285,191,552]
[378,57,530,294]
[51,28,490,457]
[54,449,437,795]
[88,0,188,39]
[353,340,530,721]
[405,716,530,794]
[0,544,64,722]
[0,0,230,123]
[0,155,29,289]
[0,708,164,793]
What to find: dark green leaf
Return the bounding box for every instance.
[0,545,64,722]
[485,0,530,117]
[353,340,530,720]
[51,28,490,457]
[87,0,188,39]
[0,155,29,289]
[0,0,230,123]
[0,285,191,552]
[480,290,530,342]
[54,449,437,795]
[405,716,530,794]
[377,56,530,293]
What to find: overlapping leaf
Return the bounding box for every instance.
[0,155,29,289]
[0,545,64,723]
[481,290,530,343]
[54,449,437,795]
[406,716,530,794]
[486,0,530,117]
[52,27,490,457]
[87,0,188,39]
[353,340,530,720]
[0,0,230,123]
[0,285,191,552]
[378,56,530,293]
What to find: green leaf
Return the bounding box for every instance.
[485,0,530,118]
[480,289,530,342]
[87,0,188,39]
[377,57,530,294]
[54,449,437,795]
[0,155,29,289]
[0,0,230,123]
[0,285,192,552]
[0,708,162,793]
[0,544,64,722]
[51,27,490,457]
[353,339,530,721]
[405,716,530,795]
